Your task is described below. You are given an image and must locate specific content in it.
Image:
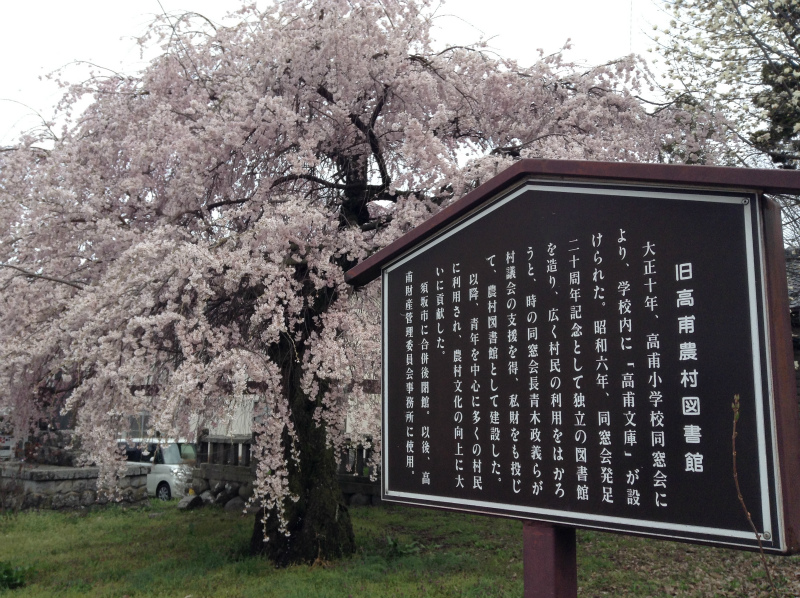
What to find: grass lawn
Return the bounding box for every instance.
[0,500,798,597]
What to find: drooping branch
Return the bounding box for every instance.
[0,0,723,567]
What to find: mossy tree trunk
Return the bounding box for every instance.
[249,277,355,565]
[249,362,355,564]
[250,155,376,565]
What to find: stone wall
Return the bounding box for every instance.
[191,463,256,509]
[339,474,381,506]
[0,462,149,510]
[193,434,257,509]
[192,435,381,508]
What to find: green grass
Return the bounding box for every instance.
[0,501,798,597]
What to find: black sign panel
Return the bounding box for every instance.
[382,181,785,551]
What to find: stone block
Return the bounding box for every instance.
[192,477,210,495]
[177,494,203,510]
[72,479,91,493]
[214,484,238,506]
[26,495,47,509]
[52,480,73,494]
[224,496,246,512]
[238,483,253,500]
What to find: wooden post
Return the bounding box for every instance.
[523,521,577,598]
[243,440,251,467]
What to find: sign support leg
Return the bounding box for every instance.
[523,521,577,598]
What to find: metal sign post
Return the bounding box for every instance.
[524,522,577,598]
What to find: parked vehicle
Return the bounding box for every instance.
[117,439,157,464]
[0,434,15,460]
[0,419,16,460]
[145,442,197,500]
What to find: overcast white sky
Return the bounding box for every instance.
[0,0,668,146]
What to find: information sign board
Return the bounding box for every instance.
[380,179,791,551]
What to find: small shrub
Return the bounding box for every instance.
[0,560,27,589]
[384,535,423,559]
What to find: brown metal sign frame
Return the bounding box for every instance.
[346,160,800,555]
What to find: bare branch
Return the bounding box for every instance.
[0,263,85,290]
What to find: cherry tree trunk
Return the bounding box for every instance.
[250,360,355,564]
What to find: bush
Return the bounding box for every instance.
[0,561,27,590]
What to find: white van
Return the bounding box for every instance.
[0,433,15,460]
[145,442,197,500]
[0,418,16,460]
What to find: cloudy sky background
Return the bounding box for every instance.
[0,0,669,146]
